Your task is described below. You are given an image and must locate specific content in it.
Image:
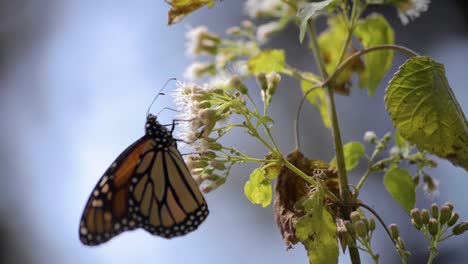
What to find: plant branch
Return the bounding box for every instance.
[325,44,420,87]
[307,18,361,264]
[358,202,397,247]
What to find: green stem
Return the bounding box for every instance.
[427,248,437,264]
[283,159,316,186]
[307,18,361,264]
[281,65,321,84]
[324,44,419,88]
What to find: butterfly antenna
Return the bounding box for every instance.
[146,78,177,117]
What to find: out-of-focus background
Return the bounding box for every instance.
[1,1,467,263]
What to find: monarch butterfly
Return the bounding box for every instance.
[79,113,209,246]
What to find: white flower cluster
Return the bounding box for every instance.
[396,0,430,25]
[186,26,221,56]
[244,0,288,18]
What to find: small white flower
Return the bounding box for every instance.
[256,21,281,44]
[364,131,377,142]
[184,62,212,80]
[232,60,249,76]
[208,76,230,90]
[244,0,287,18]
[389,146,401,156]
[396,0,430,25]
[186,26,220,56]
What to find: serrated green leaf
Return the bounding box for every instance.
[384,167,416,213]
[247,49,285,74]
[385,56,468,171]
[318,17,353,87]
[295,189,339,264]
[244,168,272,207]
[330,142,365,171]
[297,0,335,43]
[354,13,394,95]
[301,73,331,128]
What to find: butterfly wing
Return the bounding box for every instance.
[79,136,154,245]
[129,144,209,238]
[80,135,209,246]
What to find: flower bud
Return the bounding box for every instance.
[368,218,376,231]
[431,203,439,219]
[229,76,248,94]
[210,159,226,170]
[410,208,423,227]
[207,141,223,151]
[397,237,406,250]
[424,174,439,194]
[201,151,217,159]
[444,202,454,211]
[363,131,377,143]
[266,72,281,95]
[439,205,452,225]
[421,209,430,224]
[355,220,368,238]
[350,211,361,223]
[448,212,460,227]
[428,218,439,237]
[256,73,268,91]
[344,220,355,235]
[389,224,399,240]
[452,221,468,236]
[198,109,216,126]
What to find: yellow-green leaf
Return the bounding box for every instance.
[297,0,335,43]
[354,13,394,95]
[247,50,285,74]
[166,0,215,25]
[295,189,339,264]
[384,167,416,213]
[318,17,353,87]
[385,56,468,170]
[330,142,365,171]
[394,129,410,149]
[244,168,272,207]
[301,73,331,128]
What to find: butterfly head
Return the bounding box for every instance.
[145,114,172,140]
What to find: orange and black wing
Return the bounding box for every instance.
[128,144,208,238]
[79,136,209,246]
[79,136,154,245]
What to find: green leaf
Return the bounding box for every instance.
[385,56,468,170]
[330,142,365,171]
[394,129,411,149]
[297,0,335,43]
[295,189,339,264]
[383,167,416,213]
[354,13,394,95]
[247,49,285,74]
[166,0,214,25]
[300,73,331,128]
[256,116,274,128]
[244,168,272,207]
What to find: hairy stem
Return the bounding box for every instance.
[307,18,361,264]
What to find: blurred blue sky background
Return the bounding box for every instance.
[0,1,467,263]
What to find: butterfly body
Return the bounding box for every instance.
[79,114,208,246]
